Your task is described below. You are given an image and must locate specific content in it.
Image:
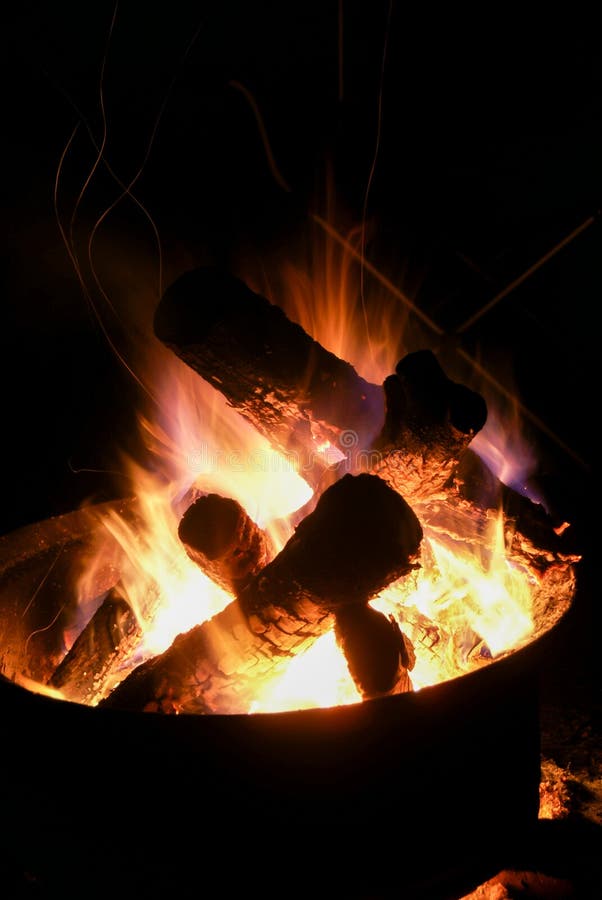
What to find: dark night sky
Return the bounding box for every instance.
[1,2,600,534]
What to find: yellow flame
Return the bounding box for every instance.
[251,509,535,710]
[250,631,361,713]
[14,673,68,702]
[372,512,534,692]
[77,353,312,668]
[63,243,538,713]
[98,480,232,658]
[138,358,312,528]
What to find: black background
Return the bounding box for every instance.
[1,1,599,534]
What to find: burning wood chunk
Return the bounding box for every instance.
[46,498,273,705]
[334,605,415,699]
[178,494,273,594]
[100,474,423,715]
[154,268,487,502]
[154,267,383,487]
[321,349,487,503]
[49,586,140,705]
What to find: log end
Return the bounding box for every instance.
[178,493,273,595]
[284,473,423,606]
[179,494,241,558]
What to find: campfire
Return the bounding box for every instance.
[2,5,596,894]
[0,264,578,718]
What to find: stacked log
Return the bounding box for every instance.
[49,267,578,715]
[101,474,422,714]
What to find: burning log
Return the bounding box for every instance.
[154,268,383,486]
[286,350,487,531]
[101,474,423,714]
[154,268,486,500]
[49,586,140,705]
[367,350,486,498]
[178,493,273,594]
[46,496,272,704]
[180,493,412,699]
[315,349,487,503]
[334,605,415,698]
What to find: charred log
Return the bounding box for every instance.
[154,269,486,501]
[334,605,416,699]
[48,497,273,704]
[178,494,273,594]
[48,494,273,705]
[0,498,137,685]
[49,586,140,705]
[319,350,487,502]
[101,474,422,715]
[154,268,383,487]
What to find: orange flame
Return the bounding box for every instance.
[63,237,539,713]
[77,353,312,668]
[252,228,410,385]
